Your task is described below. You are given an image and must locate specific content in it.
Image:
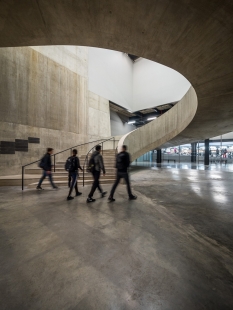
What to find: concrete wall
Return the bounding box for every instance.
[31,46,88,78]
[88,91,111,141]
[0,46,111,175]
[110,110,135,136]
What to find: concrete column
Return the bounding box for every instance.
[204,139,210,165]
[191,142,197,163]
[157,149,162,164]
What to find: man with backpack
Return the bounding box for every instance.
[87,145,107,203]
[66,149,83,200]
[108,145,137,202]
[37,148,58,190]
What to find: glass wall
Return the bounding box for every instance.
[133,140,233,164]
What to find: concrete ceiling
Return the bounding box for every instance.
[0,0,233,145]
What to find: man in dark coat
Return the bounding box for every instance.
[37,148,58,190]
[67,149,83,200]
[87,145,107,203]
[108,145,137,202]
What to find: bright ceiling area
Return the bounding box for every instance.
[88,47,191,112]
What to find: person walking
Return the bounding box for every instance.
[108,145,137,202]
[86,145,107,203]
[37,148,58,190]
[67,149,83,200]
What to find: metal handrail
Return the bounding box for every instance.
[21,137,116,190]
[82,136,116,186]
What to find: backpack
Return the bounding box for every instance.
[65,156,75,172]
[38,155,45,169]
[87,153,98,173]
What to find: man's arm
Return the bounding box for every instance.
[74,157,78,172]
[126,152,130,168]
[77,157,83,171]
[44,154,51,172]
[99,155,106,174]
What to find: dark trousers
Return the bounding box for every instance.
[88,170,103,197]
[110,171,132,198]
[38,170,56,188]
[68,172,78,197]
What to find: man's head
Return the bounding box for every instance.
[72,149,78,156]
[47,147,54,154]
[122,145,127,152]
[96,145,101,152]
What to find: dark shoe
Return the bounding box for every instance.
[53,186,59,189]
[129,195,137,200]
[76,192,82,196]
[36,186,43,190]
[67,196,74,201]
[108,196,115,202]
[101,191,107,198]
[86,197,95,203]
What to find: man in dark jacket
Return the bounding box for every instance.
[87,145,107,203]
[37,148,58,190]
[67,149,83,200]
[108,145,137,202]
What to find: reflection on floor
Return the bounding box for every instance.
[1,167,233,309]
[131,161,233,172]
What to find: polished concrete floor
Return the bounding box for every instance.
[132,161,233,172]
[0,167,233,310]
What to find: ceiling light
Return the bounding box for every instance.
[128,121,135,124]
[147,117,157,121]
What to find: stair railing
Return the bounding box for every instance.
[82,137,117,186]
[22,137,117,190]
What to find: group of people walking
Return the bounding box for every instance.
[37,145,137,203]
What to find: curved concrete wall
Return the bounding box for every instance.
[118,87,198,161]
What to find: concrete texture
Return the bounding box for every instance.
[0,0,232,145]
[1,167,233,309]
[31,46,89,78]
[0,47,111,176]
[119,87,197,161]
[88,91,111,141]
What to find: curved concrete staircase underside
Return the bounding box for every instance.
[118,87,197,161]
[0,1,233,149]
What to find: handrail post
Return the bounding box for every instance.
[83,163,85,187]
[54,154,56,172]
[102,142,103,155]
[22,166,24,191]
[113,137,115,150]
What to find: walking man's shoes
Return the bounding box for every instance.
[67,196,74,201]
[76,192,82,196]
[108,196,115,202]
[101,191,107,198]
[86,197,95,203]
[129,195,137,200]
[36,186,43,190]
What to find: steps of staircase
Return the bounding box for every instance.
[28,179,115,188]
[25,168,116,175]
[0,148,117,187]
